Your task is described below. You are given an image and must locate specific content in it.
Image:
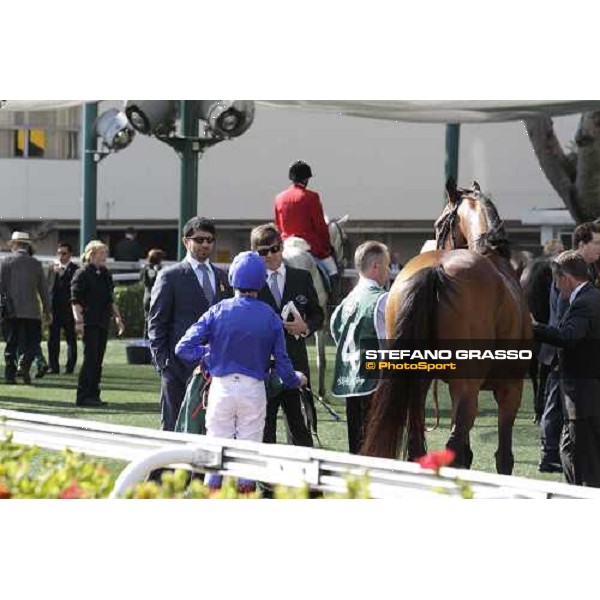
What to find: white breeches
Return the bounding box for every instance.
[205,373,267,442]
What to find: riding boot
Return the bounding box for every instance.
[329,274,340,305]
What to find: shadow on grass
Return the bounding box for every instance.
[0,395,158,415]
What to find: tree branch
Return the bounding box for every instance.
[524,117,583,222]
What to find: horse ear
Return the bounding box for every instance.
[445,177,458,202]
[472,180,481,192]
[337,214,349,224]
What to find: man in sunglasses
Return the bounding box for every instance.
[251,223,324,447]
[47,242,78,375]
[148,217,232,431]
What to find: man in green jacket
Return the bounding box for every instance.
[331,241,390,454]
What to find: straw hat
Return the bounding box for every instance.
[8,231,32,246]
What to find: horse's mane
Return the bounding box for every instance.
[436,181,511,260]
[435,203,460,251]
[477,194,511,260]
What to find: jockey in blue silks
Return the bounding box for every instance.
[175,251,307,493]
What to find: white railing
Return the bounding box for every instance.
[1,408,598,499]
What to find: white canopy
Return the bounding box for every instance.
[257,100,600,123]
[2,100,600,123]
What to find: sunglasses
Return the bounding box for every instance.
[57,251,69,256]
[256,244,282,256]
[187,235,215,244]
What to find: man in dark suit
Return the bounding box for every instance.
[533,250,600,487]
[47,242,78,374]
[114,227,144,262]
[148,217,231,431]
[537,222,600,472]
[251,223,324,447]
[0,231,51,384]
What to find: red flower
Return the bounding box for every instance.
[60,483,86,499]
[0,484,11,499]
[417,449,456,471]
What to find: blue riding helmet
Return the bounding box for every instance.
[228,251,267,290]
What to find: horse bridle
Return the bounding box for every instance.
[436,183,495,251]
[435,196,463,250]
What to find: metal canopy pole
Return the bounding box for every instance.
[178,100,199,260]
[81,102,98,254]
[444,123,460,188]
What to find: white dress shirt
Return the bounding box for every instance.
[569,281,587,305]
[186,254,216,293]
[266,263,286,298]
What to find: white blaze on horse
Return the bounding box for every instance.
[282,215,349,405]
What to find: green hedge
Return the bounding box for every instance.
[0,433,372,499]
[112,283,145,338]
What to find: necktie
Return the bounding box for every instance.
[269,271,282,308]
[198,263,215,305]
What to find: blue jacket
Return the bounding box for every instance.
[148,259,231,381]
[539,281,570,367]
[175,296,301,388]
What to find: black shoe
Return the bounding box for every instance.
[35,365,49,379]
[17,370,31,385]
[77,397,108,408]
[47,369,60,375]
[64,369,74,375]
[5,378,17,384]
[539,461,563,473]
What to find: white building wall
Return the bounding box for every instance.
[0,103,579,223]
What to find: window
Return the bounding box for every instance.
[0,107,80,159]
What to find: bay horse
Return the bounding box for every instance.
[362,181,531,475]
[520,256,554,423]
[283,215,349,403]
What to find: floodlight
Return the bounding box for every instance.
[95,108,135,150]
[124,100,177,136]
[198,100,255,139]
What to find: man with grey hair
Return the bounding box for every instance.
[538,222,600,474]
[0,231,51,384]
[533,250,600,487]
[330,241,390,454]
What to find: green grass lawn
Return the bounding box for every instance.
[0,339,562,484]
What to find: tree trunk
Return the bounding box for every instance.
[574,112,600,221]
[525,111,600,223]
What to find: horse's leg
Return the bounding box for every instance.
[315,310,328,402]
[529,353,540,425]
[446,381,480,469]
[494,380,523,475]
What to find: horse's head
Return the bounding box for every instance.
[435,179,509,258]
[327,214,349,270]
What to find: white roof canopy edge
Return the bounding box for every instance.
[2,99,600,123]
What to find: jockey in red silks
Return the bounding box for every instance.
[274,161,338,286]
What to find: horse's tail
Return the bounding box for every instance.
[362,264,449,460]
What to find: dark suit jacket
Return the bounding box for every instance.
[114,237,143,262]
[257,264,324,378]
[48,262,78,322]
[0,251,50,320]
[538,281,570,367]
[140,264,162,313]
[533,283,600,418]
[148,259,231,381]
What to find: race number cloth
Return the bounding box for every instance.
[175,366,211,435]
[330,284,384,397]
